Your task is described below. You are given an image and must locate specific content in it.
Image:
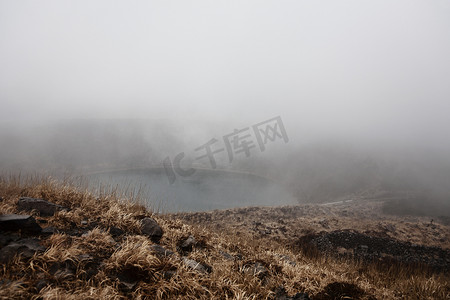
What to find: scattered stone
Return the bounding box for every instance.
[0,233,19,247]
[273,286,311,300]
[182,257,212,274]
[72,254,99,279]
[219,250,234,260]
[0,197,3,202]
[314,282,367,300]
[80,220,88,226]
[49,260,77,282]
[0,238,46,264]
[277,254,296,266]
[84,264,100,279]
[292,293,311,300]
[357,245,369,253]
[118,278,137,292]
[109,226,125,237]
[273,286,289,299]
[150,244,174,257]
[244,262,268,279]
[0,214,42,234]
[114,267,145,292]
[298,230,450,272]
[140,217,163,242]
[18,197,66,217]
[177,235,196,254]
[41,227,58,236]
[65,229,82,237]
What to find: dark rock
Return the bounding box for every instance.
[84,264,100,279]
[273,286,310,300]
[41,227,58,236]
[118,279,137,292]
[74,255,99,279]
[49,260,76,273]
[0,197,3,202]
[49,262,62,275]
[114,266,145,292]
[177,235,196,254]
[150,244,174,257]
[65,229,82,236]
[357,245,369,253]
[49,260,77,282]
[0,233,20,247]
[291,292,311,300]
[18,197,66,217]
[299,230,450,272]
[0,214,42,234]
[314,282,367,300]
[109,226,125,237]
[273,286,290,300]
[0,238,46,264]
[182,257,212,274]
[141,217,163,242]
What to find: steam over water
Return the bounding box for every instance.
[1,1,450,216]
[88,169,296,212]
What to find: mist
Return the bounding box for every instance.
[1,1,450,215]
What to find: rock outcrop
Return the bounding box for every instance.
[0,214,42,234]
[140,217,163,242]
[17,197,66,217]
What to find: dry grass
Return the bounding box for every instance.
[0,175,449,299]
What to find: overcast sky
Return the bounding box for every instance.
[1,0,450,149]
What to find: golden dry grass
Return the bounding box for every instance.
[0,175,449,299]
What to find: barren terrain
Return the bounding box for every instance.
[1,177,449,299]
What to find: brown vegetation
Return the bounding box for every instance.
[0,176,449,299]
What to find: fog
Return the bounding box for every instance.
[1,1,450,214]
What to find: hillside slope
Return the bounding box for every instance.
[0,176,449,299]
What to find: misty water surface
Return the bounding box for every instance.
[87,168,297,212]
